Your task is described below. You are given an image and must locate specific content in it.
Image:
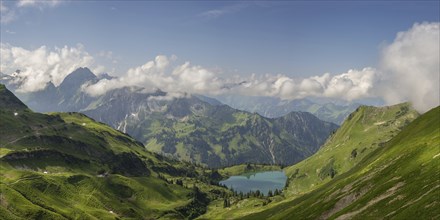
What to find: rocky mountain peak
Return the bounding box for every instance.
[59,67,97,90]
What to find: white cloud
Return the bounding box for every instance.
[229,68,376,101]
[147,92,190,102]
[17,0,61,8]
[84,55,226,97]
[0,43,98,92]
[172,62,224,94]
[83,54,376,102]
[199,3,249,19]
[378,22,439,112]
[2,22,438,112]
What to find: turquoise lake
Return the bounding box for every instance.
[219,170,287,195]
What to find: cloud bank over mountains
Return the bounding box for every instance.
[0,43,102,92]
[1,22,438,112]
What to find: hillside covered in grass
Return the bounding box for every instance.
[240,105,439,219]
[0,84,228,219]
[283,103,419,196]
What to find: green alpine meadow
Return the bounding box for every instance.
[0,84,221,219]
[239,105,440,220]
[0,1,439,219]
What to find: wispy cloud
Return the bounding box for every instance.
[0,0,62,24]
[98,51,114,60]
[17,0,62,8]
[199,3,250,19]
[5,29,16,34]
[0,2,16,24]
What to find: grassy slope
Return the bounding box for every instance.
[240,105,440,219]
[0,169,190,219]
[199,103,420,219]
[0,85,228,219]
[283,103,419,197]
[0,111,190,219]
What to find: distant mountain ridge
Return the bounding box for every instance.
[213,95,362,124]
[1,68,338,167]
[82,87,338,167]
[1,69,361,124]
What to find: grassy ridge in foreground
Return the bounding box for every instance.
[284,103,418,197]
[200,103,419,219]
[0,84,228,219]
[240,106,440,219]
[0,109,191,219]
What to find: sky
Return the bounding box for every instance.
[1,0,439,112]
[1,0,438,76]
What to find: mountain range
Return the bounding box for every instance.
[1,82,438,219]
[1,68,338,167]
[213,95,364,125]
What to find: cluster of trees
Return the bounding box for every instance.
[156,170,214,218]
[156,174,188,187]
[155,166,286,210]
[222,188,283,208]
[176,186,210,219]
[156,165,221,186]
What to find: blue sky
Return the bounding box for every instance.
[1,0,439,77]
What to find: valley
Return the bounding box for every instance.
[1,2,438,219]
[1,83,439,219]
